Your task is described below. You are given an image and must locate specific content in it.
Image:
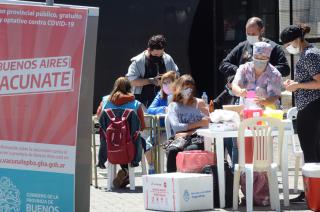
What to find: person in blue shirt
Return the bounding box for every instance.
[147,71,178,115]
[145,71,178,173]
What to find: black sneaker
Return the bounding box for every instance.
[96,162,106,169]
[290,192,305,203]
[240,197,246,206]
[131,161,139,167]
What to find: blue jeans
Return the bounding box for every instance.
[224,137,238,171]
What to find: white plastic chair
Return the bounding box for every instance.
[106,162,135,191]
[287,107,304,193]
[91,115,99,188]
[101,108,147,191]
[154,115,167,173]
[143,114,157,174]
[106,148,146,191]
[233,117,284,212]
[155,115,172,173]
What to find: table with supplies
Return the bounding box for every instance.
[197,119,293,208]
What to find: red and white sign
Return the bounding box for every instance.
[0,56,74,95]
[0,3,87,146]
[0,3,88,211]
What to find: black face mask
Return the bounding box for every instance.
[149,54,162,63]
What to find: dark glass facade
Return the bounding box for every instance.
[26,0,279,111]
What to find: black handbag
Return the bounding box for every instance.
[162,133,203,150]
[201,161,234,208]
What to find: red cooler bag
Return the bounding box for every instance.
[176,150,216,173]
[303,163,320,212]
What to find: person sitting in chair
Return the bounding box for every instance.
[96,77,146,188]
[145,71,178,173]
[166,74,210,172]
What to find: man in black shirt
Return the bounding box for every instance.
[219,17,290,78]
[217,17,290,172]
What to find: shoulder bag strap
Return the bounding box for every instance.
[105,109,116,121]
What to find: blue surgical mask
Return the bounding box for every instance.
[253,58,268,71]
[181,88,192,99]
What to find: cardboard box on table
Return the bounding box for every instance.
[143,173,213,211]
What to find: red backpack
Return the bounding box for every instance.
[102,109,137,164]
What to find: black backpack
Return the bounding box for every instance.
[201,161,234,208]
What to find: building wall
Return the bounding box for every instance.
[25,0,282,112]
[279,0,320,38]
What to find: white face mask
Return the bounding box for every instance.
[181,88,192,99]
[253,58,268,72]
[286,44,300,55]
[247,35,260,45]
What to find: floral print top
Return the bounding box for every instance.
[233,62,282,106]
[295,45,320,111]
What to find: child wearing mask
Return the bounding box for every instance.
[147,71,178,114]
[145,71,178,173]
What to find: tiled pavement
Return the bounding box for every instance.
[90,135,312,212]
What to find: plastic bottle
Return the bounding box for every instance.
[148,163,155,175]
[244,90,260,109]
[209,100,214,113]
[201,92,208,105]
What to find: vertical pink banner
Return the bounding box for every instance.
[0,4,88,146]
[0,4,88,211]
